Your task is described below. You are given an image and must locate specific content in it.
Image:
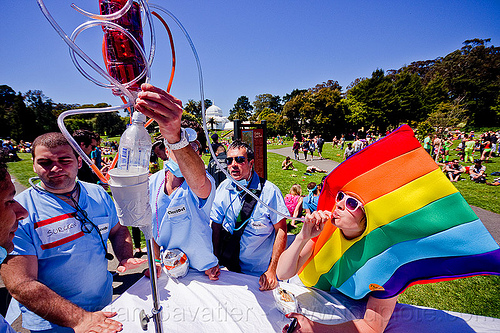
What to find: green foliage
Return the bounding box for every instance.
[228,96,253,121]
[95,112,126,136]
[183,99,212,122]
[251,94,282,121]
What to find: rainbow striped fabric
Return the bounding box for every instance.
[297,125,500,299]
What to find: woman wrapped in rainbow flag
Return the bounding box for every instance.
[277,125,500,332]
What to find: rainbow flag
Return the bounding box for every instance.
[298,125,500,299]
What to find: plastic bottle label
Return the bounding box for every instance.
[119,147,131,170]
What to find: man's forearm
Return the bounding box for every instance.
[173,146,211,199]
[8,279,87,329]
[110,225,134,263]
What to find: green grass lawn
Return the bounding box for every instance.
[7,141,500,318]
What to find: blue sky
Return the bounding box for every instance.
[1,1,499,117]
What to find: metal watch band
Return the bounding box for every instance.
[165,128,189,150]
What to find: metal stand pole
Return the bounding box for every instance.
[146,238,164,333]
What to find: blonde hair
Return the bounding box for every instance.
[289,184,302,196]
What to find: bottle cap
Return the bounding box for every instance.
[132,111,147,123]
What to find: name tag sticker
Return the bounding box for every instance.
[34,213,84,250]
[167,205,187,218]
[98,223,110,235]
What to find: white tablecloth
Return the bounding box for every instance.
[106,270,500,332]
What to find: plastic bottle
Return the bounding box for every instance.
[117,111,151,174]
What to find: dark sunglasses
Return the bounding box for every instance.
[226,156,246,164]
[336,191,363,212]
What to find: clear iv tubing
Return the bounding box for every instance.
[71,0,133,21]
[38,0,301,222]
[69,20,150,91]
[150,5,304,223]
[36,0,136,101]
[37,0,153,183]
[69,0,156,90]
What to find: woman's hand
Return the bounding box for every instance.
[300,210,332,240]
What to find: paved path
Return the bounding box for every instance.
[269,146,500,245]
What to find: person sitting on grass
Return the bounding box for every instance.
[303,182,321,214]
[284,184,304,228]
[444,159,466,182]
[469,159,486,183]
[282,156,295,170]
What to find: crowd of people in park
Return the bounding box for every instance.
[2,87,500,333]
[422,129,500,185]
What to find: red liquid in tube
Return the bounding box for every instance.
[100,0,145,94]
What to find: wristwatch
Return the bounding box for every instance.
[165,128,189,150]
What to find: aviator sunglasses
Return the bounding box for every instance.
[226,156,246,164]
[336,191,363,212]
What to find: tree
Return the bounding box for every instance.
[282,89,307,105]
[251,94,282,120]
[0,85,17,138]
[95,112,126,136]
[345,69,398,132]
[228,96,253,121]
[258,110,285,137]
[183,99,212,121]
[282,92,307,136]
[24,90,58,137]
[393,71,426,125]
[426,97,468,129]
[207,117,216,130]
[309,80,342,93]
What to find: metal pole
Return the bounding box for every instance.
[146,238,164,333]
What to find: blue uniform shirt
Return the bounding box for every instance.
[150,170,218,272]
[210,171,289,276]
[0,315,15,333]
[12,181,118,332]
[303,194,319,212]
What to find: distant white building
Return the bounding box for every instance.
[205,104,229,131]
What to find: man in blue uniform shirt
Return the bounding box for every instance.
[0,132,144,333]
[210,141,288,291]
[0,158,29,333]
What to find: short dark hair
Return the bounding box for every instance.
[228,140,254,160]
[307,182,319,194]
[32,132,77,158]
[72,129,99,147]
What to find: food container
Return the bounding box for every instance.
[273,287,298,315]
[162,249,189,278]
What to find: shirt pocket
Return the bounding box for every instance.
[164,196,191,224]
[247,217,273,236]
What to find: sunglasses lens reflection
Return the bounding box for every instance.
[346,198,359,210]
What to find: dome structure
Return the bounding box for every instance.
[205,104,229,131]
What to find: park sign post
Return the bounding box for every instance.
[233,119,267,179]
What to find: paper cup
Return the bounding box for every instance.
[108,169,151,228]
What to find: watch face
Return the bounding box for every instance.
[185,128,198,141]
